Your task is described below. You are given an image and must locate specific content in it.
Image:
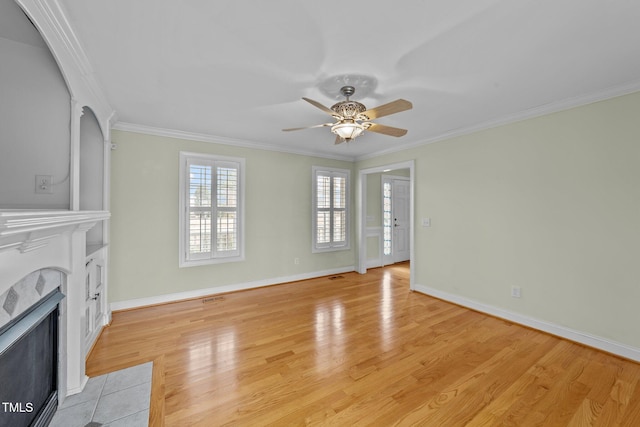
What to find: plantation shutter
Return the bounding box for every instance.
[314,167,349,251]
[187,158,240,261]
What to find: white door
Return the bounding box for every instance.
[84,259,97,350]
[382,177,411,265]
[392,179,410,263]
[83,257,104,351]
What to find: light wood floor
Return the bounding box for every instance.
[87,263,640,426]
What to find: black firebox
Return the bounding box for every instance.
[0,291,64,427]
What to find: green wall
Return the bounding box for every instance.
[109,130,355,302]
[358,91,640,348]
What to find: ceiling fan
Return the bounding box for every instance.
[283,86,413,144]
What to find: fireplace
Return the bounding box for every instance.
[0,290,63,427]
[0,210,110,413]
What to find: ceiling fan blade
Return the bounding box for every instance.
[334,135,344,145]
[359,99,412,120]
[302,97,339,117]
[366,123,408,137]
[282,123,333,132]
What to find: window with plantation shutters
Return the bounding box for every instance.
[312,166,350,252]
[179,152,244,267]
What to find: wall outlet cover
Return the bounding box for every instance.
[35,175,53,194]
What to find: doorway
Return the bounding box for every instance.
[382,176,410,265]
[358,160,415,290]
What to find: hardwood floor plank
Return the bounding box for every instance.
[86,264,640,426]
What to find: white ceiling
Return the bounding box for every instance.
[24,1,640,159]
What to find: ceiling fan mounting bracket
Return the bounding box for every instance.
[340,85,356,99]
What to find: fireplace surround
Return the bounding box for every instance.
[0,210,110,410]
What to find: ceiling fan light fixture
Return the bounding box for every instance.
[331,121,365,141]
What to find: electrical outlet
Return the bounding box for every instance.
[294,257,300,265]
[511,286,522,298]
[35,175,53,194]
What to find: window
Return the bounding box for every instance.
[179,152,244,267]
[312,166,350,252]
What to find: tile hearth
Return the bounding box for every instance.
[50,362,152,427]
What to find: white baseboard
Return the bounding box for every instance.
[366,258,383,269]
[110,266,355,311]
[413,284,640,363]
[66,375,89,397]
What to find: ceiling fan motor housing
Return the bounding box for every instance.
[330,85,367,119]
[331,101,366,119]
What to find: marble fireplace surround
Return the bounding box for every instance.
[0,210,110,401]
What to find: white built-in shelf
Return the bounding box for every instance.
[86,243,108,258]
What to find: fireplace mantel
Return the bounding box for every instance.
[0,210,110,254]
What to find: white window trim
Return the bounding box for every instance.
[179,151,245,268]
[312,166,351,253]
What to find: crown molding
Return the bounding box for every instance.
[112,122,356,162]
[357,80,640,161]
